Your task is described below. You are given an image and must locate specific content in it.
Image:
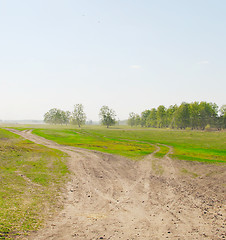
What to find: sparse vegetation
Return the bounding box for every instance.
[32,128,155,159]
[152,159,164,175]
[181,168,199,178]
[0,129,69,239]
[0,125,225,239]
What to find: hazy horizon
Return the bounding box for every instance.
[1,0,225,121]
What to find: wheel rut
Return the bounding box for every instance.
[5,128,225,240]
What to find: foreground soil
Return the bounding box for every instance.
[8,129,226,240]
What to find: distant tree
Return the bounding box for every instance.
[209,102,219,127]
[146,108,157,128]
[132,101,221,130]
[44,108,70,125]
[44,111,51,124]
[140,110,151,127]
[219,105,226,129]
[128,112,136,127]
[86,120,93,125]
[220,105,226,116]
[166,105,178,128]
[128,113,140,126]
[157,105,167,128]
[199,102,218,129]
[61,111,71,125]
[99,105,116,128]
[174,102,190,129]
[134,114,141,126]
[189,102,200,129]
[71,104,86,127]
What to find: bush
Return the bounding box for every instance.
[205,124,211,131]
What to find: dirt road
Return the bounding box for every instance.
[8,129,225,239]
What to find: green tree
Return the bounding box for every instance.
[146,108,157,127]
[71,104,86,127]
[134,114,141,126]
[128,112,136,127]
[157,105,166,128]
[220,105,226,116]
[61,111,71,125]
[189,102,200,129]
[140,110,151,127]
[174,103,190,129]
[199,102,218,129]
[219,105,226,129]
[99,106,116,128]
[166,105,178,128]
[44,108,70,125]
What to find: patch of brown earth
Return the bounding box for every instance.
[7,129,226,240]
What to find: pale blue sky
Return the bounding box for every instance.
[0,0,225,121]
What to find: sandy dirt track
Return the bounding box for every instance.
[7,129,226,240]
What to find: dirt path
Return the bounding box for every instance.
[7,129,226,240]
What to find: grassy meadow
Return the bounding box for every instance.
[0,125,225,238]
[8,124,225,163]
[0,128,69,239]
[32,127,226,163]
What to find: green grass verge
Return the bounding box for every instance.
[154,144,170,158]
[0,129,69,239]
[32,129,155,159]
[28,126,226,163]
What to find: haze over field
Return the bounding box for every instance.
[0,0,226,121]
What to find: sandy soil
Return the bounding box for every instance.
[7,129,226,240]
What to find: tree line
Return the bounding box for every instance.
[128,102,226,130]
[44,104,117,128]
[44,102,226,129]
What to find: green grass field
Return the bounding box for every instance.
[25,125,226,163]
[0,125,225,238]
[0,129,69,239]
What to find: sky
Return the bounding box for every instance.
[0,0,226,121]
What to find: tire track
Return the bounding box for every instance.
[5,128,225,240]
